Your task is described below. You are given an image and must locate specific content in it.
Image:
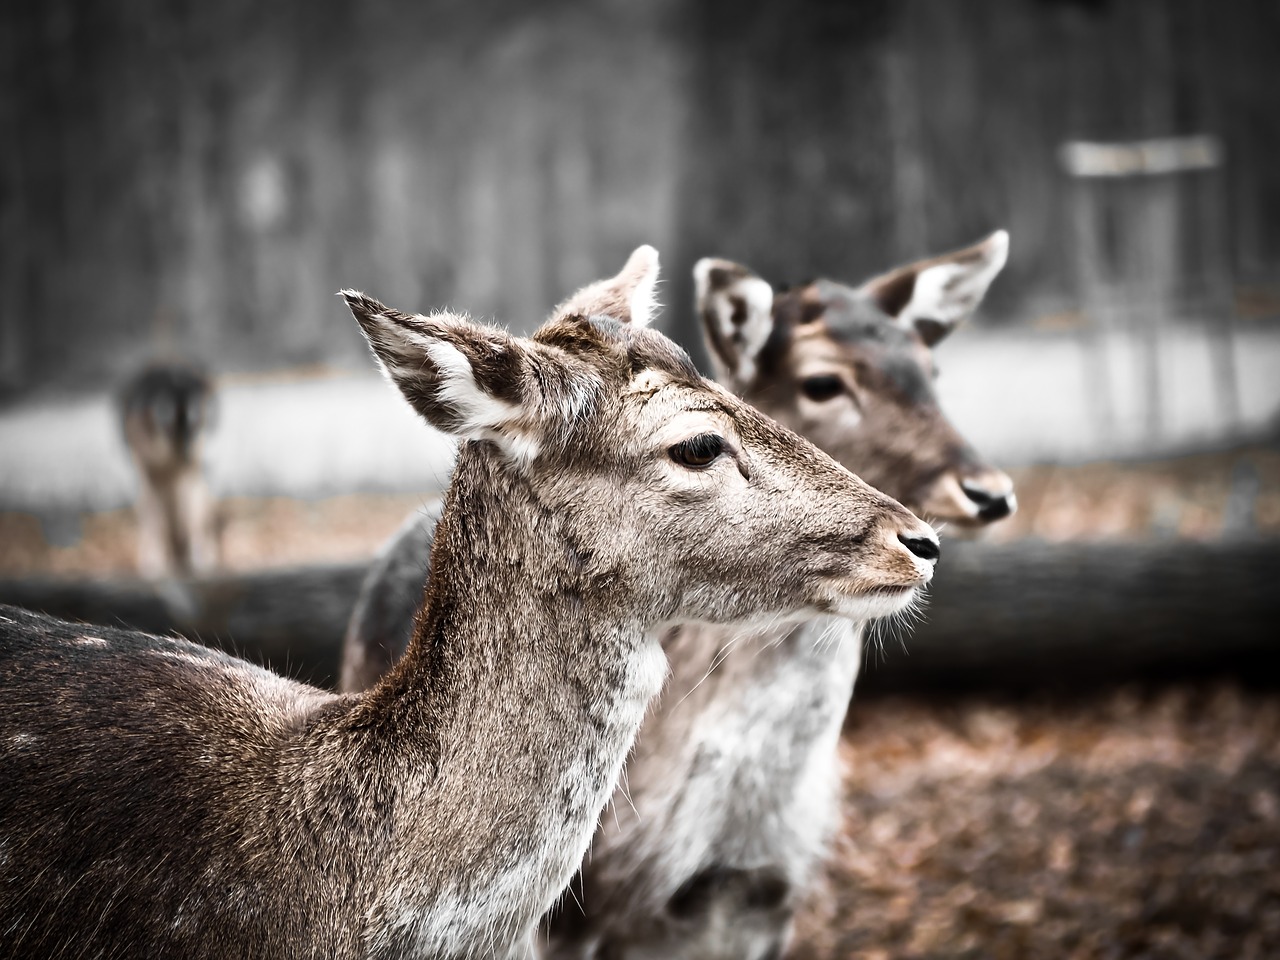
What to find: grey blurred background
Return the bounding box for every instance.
[3,0,1279,516]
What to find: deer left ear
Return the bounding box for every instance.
[342,291,598,466]
[861,230,1009,347]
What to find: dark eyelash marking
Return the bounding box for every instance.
[669,433,724,469]
[800,375,844,402]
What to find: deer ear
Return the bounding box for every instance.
[553,244,661,326]
[343,291,596,464]
[693,258,775,386]
[861,230,1009,347]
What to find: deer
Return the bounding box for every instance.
[543,231,1016,959]
[119,363,221,579]
[0,246,941,960]
[337,233,1014,959]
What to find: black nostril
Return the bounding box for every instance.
[978,497,1012,521]
[899,534,940,562]
[962,482,1013,521]
[960,482,995,507]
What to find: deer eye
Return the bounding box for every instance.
[669,434,724,469]
[799,375,844,402]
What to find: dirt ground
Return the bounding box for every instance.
[795,684,1280,960]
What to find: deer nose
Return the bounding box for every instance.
[960,480,1016,522]
[898,532,940,563]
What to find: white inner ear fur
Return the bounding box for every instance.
[423,340,518,432]
[626,244,662,328]
[898,230,1009,329]
[732,277,775,382]
[694,262,774,384]
[422,340,540,464]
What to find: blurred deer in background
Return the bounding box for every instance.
[543,231,1014,959]
[341,233,1014,959]
[0,247,940,960]
[119,363,221,578]
[696,231,1016,527]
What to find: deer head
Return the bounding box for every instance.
[119,363,216,476]
[696,231,1015,527]
[345,246,939,634]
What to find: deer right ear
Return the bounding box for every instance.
[554,244,662,326]
[343,291,596,464]
[860,230,1009,347]
[693,258,775,386]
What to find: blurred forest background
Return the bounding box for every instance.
[3,0,1279,387]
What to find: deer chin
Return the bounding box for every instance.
[821,582,922,622]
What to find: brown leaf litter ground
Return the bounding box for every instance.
[794,683,1280,959]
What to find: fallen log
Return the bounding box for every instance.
[0,564,365,688]
[856,537,1280,693]
[1,539,1277,692]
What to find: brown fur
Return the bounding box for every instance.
[537,234,1015,959]
[699,232,1016,525]
[338,237,1014,958]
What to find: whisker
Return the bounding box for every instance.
[676,633,743,706]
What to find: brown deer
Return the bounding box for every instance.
[0,247,938,960]
[696,232,1015,527]
[339,234,1013,958]
[119,363,221,578]
[542,232,1013,959]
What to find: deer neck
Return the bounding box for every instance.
[662,616,863,734]
[350,444,667,954]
